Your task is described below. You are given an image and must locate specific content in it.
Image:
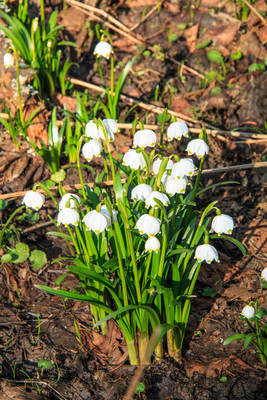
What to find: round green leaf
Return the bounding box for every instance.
[207,50,223,63]
[0,199,8,210]
[231,50,242,60]
[196,39,212,49]
[248,63,265,72]
[38,359,52,369]
[1,253,12,263]
[10,243,30,263]
[51,169,66,183]
[30,250,47,269]
[135,382,145,393]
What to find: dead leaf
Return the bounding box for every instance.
[238,31,267,60]
[184,24,199,54]
[23,104,48,147]
[205,23,239,46]
[170,95,191,116]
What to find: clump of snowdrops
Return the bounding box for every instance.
[18,112,246,366]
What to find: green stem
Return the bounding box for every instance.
[13,47,24,130]
[76,135,86,200]
[40,0,46,43]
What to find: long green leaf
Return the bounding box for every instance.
[223,334,246,345]
[210,234,246,255]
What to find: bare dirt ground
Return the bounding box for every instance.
[0,0,267,399]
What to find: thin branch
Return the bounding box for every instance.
[1,162,267,201]
[240,0,267,26]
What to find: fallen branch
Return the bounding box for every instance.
[1,162,267,201]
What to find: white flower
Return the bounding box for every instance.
[94,41,113,59]
[131,184,152,202]
[57,208,80,227]
[242,305,255,319]
[82,140,102,162]
[85,121,100,140]
[59,193,80,210]
[145,237,160,253]
[167,121,189,141]
[161,172,168,186]
[145,191,170,208]
[4,53,15,68]
[152,157,173,175]
[164,176,188,196]
[100,205,118,228]
[135,214,161,236]
[85,119,118,142]
[195,244,219,264]
[261,267,267,281]
[133,129,156,149]
[22,191,45,211]
[171,158,196,179]
[186,139,209,159]
[32,17,39,32]
[83,210,108,234]
[211,214,235,236]
[122,149,146,170]
[103,119,118,142]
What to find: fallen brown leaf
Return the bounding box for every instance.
[184,24,199,54]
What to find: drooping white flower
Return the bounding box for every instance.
[4,53,14,68]
[135,214,161,236]
[85,120,100,140]
[131,184,152,202]
[22,191,45,211]
[211,214,235,236]
[145,237,160,253]
[195,244,219,264]
[100,205,118,229]
[59,193,80,210]
[167,121,189,141]
[102,119,118,142]
[85,119,118,142]
[152,157,173,175]
[164,176,188,196]
[133,129,156,149]
[261,267,267,281]
[94,41,113,59]
[242,305,255,319]
[122,149,146,170]
[186,139,209,159]
[171,158,196,179]
[57,208,80,227]
[82,140,102,162]
[145,191,170,208]
[52,125,59,144]
[83,210,108,234]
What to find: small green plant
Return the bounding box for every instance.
[224,299,267,366]
[248,63,265,73]
[0,1,76,98]
[152,44,165,61]
[207,50,226,77]
[94,28,135,120]
[1,242,47,270]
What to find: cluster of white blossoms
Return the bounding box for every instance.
[82,119,119,162]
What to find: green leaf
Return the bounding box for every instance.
[46,231,72,242]
[0,199,8,210]
[9,243,30,263]
[196,39,212,49]
[210,234,246,255]
[1,254,12,263]
[231,50,242,60]
[244,333,256,348]
[255,309,267,319]
[211,87,222,95]
[51,169,66,183]
[223,334,246,345]
[207,50,223,63]
[248,63,265,72]
[220,377,227,382]
[30,250,47,269]
[135,382,146,393]
[38,360,52,369]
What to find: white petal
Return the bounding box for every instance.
[186,139,209,158]
[167,121,189,141]
[211,214,234,236]
[152,157,173,175]
[241,305,255,319]
[85,121,100,140]
[22,191,45,211]
[136,214,161,236]
[4,53,14,68]
[195,244,219,264]
[164,176,187,196]
[122,149,146,170]
[83,210,108,234]
[133,129,156,148]
[94,42,113,59]
[82,140,102,161]
[145,191,170,208]
[145,237,160,253]
[261,267,267,281]
[131,184,152,202]
[59,193,80,210]
[57,208,80,226]
[171,158,196,179]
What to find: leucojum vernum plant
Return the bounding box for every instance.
[18,110,246,365]
[8,39,245,365]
